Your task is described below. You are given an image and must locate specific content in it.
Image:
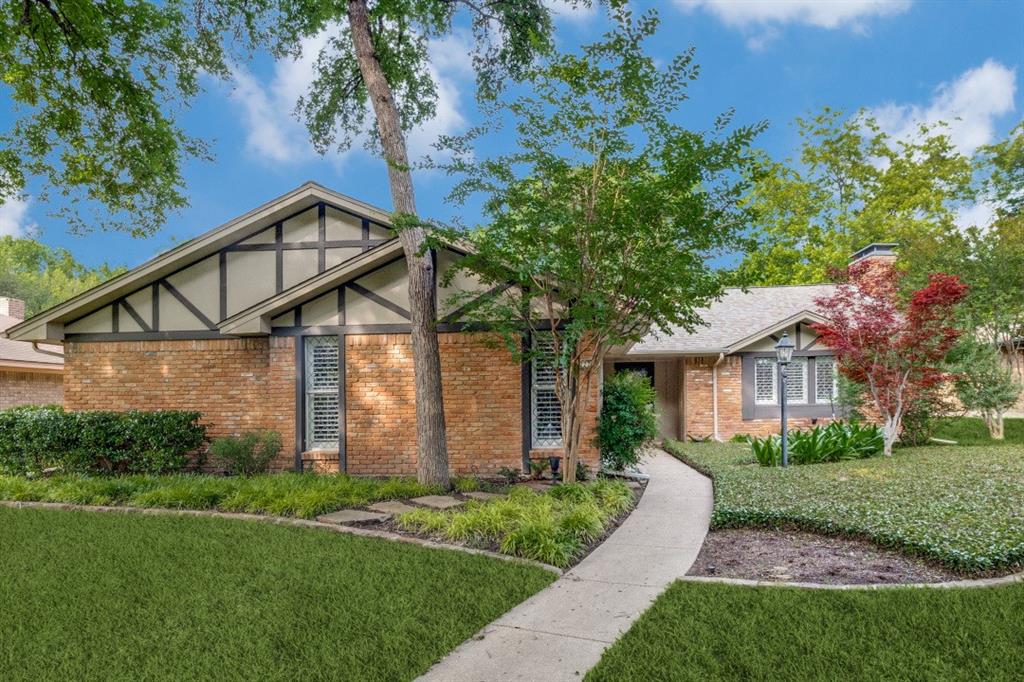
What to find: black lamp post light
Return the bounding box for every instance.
[774,332,795,467]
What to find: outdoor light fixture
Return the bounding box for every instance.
[774,332,796,467]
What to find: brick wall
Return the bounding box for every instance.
[683,355,832,441]
[64,338,296,470]
[0,369,63,409]
[346,332,528,476]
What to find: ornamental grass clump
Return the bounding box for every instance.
[395,480,635,567]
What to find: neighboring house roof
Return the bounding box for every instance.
[627,284,837,356]
[3,182,394,344]
[0,314,63,371]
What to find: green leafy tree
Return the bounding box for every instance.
[735,108,973,285]
[950,338,1022,440]
[0,236,123,315]
[0,0,266,235]
[438,9,763,481]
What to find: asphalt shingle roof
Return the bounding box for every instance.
[0,314,63,366]
[628,284,837,355]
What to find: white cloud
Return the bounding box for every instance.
[227,26,469,168]
[676,0,911,48]
[955,201,996,232]
[0,197,34,237]
[869,59,1017,156]
[545,0,598,24]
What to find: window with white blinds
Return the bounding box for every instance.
[815,356,838,402]
[304,336,340,450]
[531,333,563,448]
[785,357,808,404]
[754,357,776,405]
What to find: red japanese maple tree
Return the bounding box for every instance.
[812,260,968,455]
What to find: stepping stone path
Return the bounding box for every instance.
[411,495,465,509]
[463,491,506,502]
[367,501,418,515]
[317,509,389,525]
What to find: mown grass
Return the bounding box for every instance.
[0,507,555,682]
[664,439,1024,573]
[933,416,1024,445]
[0,472,440,519]
[396,480,635,567]
[587,580,1024,681]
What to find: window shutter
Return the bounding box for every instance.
[531,333,563,448]
[786,357,808,404]
[305,336,340,450]
[815,356,838,402]
[754,357,777,405]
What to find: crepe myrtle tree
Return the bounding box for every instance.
[950,337,1022,440]
[434,9,764,482]
[812,260,968,456]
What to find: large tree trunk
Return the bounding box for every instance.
[990,409,1005,440]
[347,0,449,487]
[882,415,898,456]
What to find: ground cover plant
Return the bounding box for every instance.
[586,580,1024,682]
[933,416,1024,445]
[0,507,554,681]
[0,472,440,520]
[664,439,1024,572]
[396,480,635,567]
[748,422,883,466]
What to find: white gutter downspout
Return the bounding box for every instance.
[32,342,64,359]
[712,352,725,442]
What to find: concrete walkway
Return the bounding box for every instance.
[417,450,713,682]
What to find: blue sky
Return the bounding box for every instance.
[2,0,1021,270]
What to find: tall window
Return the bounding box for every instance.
[305,336,339,450]
[754,357,777,405]
[786,357,808,404]
[531,333,562,448]
[815,356,838,402]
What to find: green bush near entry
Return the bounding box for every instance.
[210,431,282,476]
[598,371,659,471]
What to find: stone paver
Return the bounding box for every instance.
[316,509,389,524]
[367,501,417,515]
[412,495,465,509]
[417,449,712,682]
[463,491,506,501]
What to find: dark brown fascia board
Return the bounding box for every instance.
[5,182,394,342]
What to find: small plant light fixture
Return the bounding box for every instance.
[775,332,796,467]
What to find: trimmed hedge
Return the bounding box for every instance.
[0,406,206,476]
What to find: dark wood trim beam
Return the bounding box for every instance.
[111,302,120,333]
[338,335,347,473]
[275,223,284,294]
[152,282,160,331]
[219,252,228,322]
[160,280,217,330]
[120,297,152,332]
[347,282,411,320]
[224,239,390,252]
[442,283,512,324]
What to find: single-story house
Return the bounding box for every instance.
[0,297,64,409]
[4,183,886,474]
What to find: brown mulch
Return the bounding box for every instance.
[688,528,963,584]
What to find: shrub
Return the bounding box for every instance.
[0,406,205,476]
[210,431,282,476]
[598,371,659,471]
[748,422,883,467]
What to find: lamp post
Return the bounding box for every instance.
[775,332,795,467]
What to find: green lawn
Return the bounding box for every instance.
[0,507,554,682]
[586,580,1024,681]
[933,416,1024,445]
[664,440,1024,572]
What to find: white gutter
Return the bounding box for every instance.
[711,352,725,442]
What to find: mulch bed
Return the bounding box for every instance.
[688,528,962,584]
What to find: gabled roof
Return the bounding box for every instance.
[627,284,836,356]
[3,182,393,343]
[0,314,63,370]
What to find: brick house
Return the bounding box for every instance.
[3,183,597,475]
[4,183,888,473]
[0,297,64,409]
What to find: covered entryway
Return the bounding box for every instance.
[610,359,682,441]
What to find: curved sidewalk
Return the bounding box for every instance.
[417,449,713,682]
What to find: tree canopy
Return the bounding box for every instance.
[439,8,763,479]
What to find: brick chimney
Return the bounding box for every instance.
[0,297,25,320]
